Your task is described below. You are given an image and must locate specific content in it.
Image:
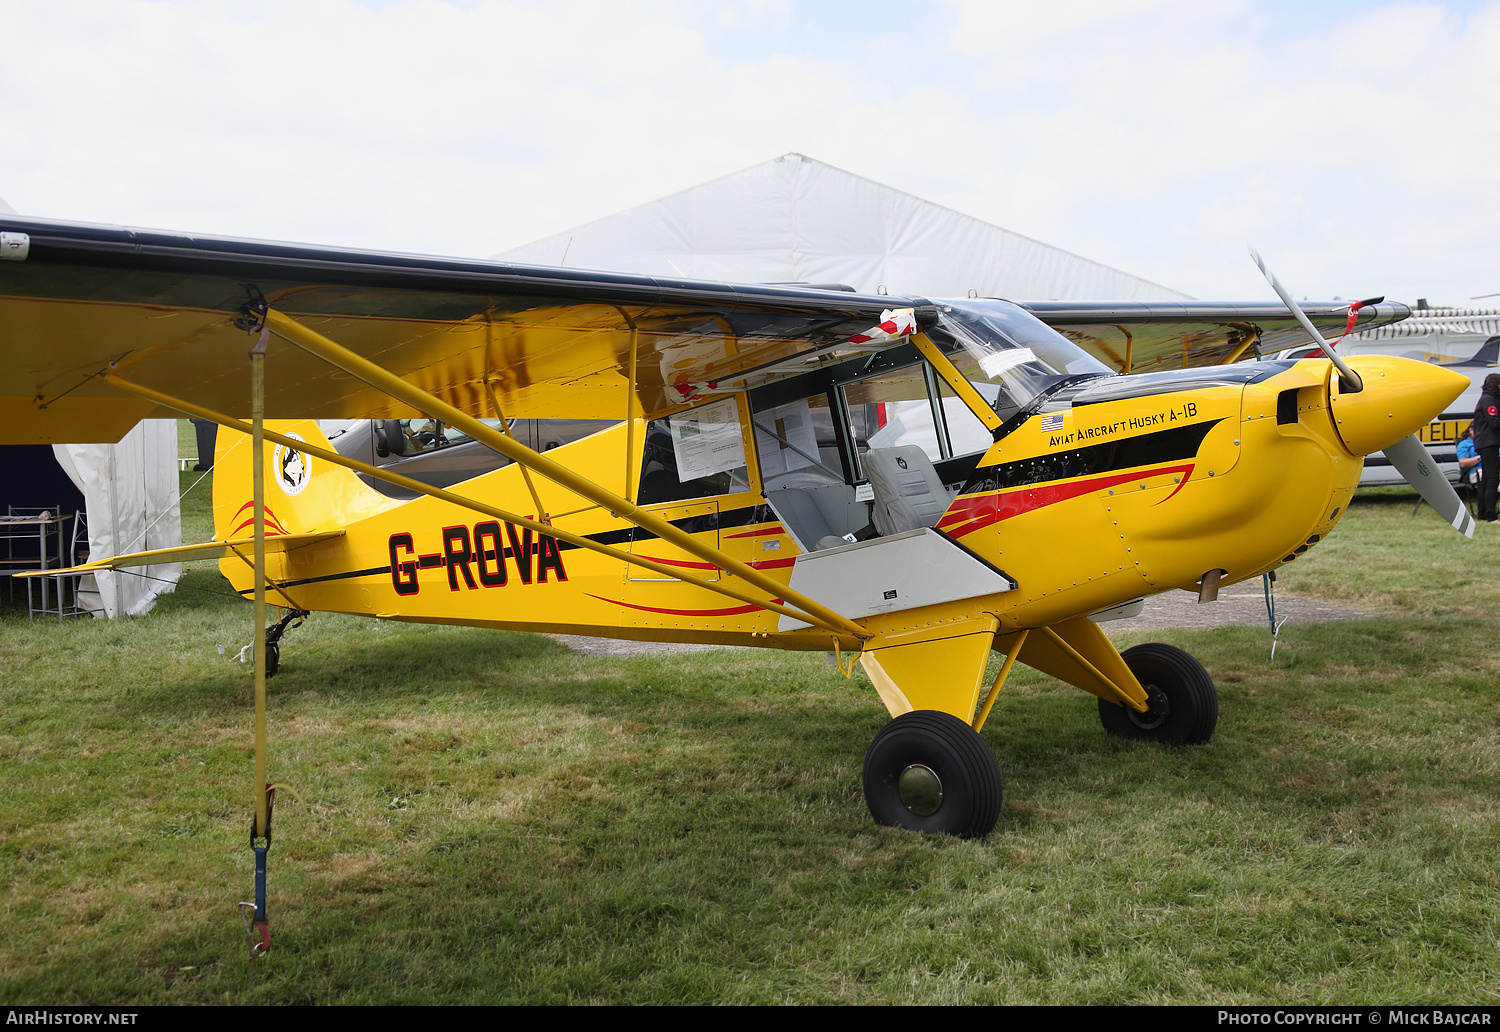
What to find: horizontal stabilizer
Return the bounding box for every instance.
[14,530,345,578]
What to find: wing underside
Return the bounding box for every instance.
[0,217,931,444]
[1022,300,1411,373]
[0,217,1411,446]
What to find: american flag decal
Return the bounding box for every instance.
[1040,413,1064,432]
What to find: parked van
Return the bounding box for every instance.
[324,417,616,498]
[1270,306,1499,487]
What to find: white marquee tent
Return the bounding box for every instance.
[494,153,1192,302]
[52,422,182,619]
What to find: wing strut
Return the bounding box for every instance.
[102,375,866,643]
[611,305,640,506]
[910,333,1004,433]
[255,308,870,641]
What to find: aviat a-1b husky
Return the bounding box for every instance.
[0,218,1472,852]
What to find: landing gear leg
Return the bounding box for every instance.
[263,609,309,678]
[1098,642,1218,745]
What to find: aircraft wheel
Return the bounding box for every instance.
[862,710,1002,838]
[1098,642,1217,745]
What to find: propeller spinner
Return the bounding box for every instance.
[1250,247,1475,539]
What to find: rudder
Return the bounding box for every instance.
[212,420,392,541]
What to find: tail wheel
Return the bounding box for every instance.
[862,710,1002,838]
[1099,642,1218,745]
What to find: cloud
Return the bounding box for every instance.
[917,0,1500,301]
[1,0,1495,303]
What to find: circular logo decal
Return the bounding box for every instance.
[273,433,310,496]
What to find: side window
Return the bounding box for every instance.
[389,417,505,454]
[843,364,945,470]
[753,396,844,489]
[535,419,615,452]
[637,398,751,505]
[433,418,505,448]
[376,417,615,461]
[936,377,999,457]
[400,418,443,453]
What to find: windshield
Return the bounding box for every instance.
[929,299,1113,422]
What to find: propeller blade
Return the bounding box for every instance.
[1248,246,1363,392]
[1383,433,1475,538]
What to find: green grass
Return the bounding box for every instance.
[0,482,1497,1004]
[177,419,202,464]
[1277,486,1500,618]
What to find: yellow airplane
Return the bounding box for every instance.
[0,217,1472,854]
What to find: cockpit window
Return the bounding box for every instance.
[929,299,1113,422]
[638,398,752,504]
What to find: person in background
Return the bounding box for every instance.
[1473,374,1500,523]
[1457,425,1480,486]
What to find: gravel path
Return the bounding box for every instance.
[1104,579,1371,633]
[549,580,1372,656]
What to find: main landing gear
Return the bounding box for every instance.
[862,710,1002,839]
[860,641,1218,839]
[263,609,309,678]
[1098,642,1218,745]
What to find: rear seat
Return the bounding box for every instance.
[766,487,847,552]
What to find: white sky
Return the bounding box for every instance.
[2,0,1496,304]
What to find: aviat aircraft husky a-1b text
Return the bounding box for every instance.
[0,218,1474,853]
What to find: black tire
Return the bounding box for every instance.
[1098,642,1217,745]
[863,710,1002,838]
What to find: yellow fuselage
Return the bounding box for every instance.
[213,354,1460,712]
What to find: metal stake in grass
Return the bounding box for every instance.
[237,899,268,989]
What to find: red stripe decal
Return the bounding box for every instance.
[748,557,797,569]
[230,520,286,538]
[724,525,787,539]
[633,554,723,571]
[229,500,290,536]
[630,553,795,571]
[938,464,1195,539]
[586,593,781,617]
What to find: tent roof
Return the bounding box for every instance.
[1348,307,1500,342]
[493,153,1192,303]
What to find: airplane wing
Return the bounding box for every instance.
[0,216,932,445]
[12,531,347,577]
[1020,300,1413,373]
[0,214,1414,444]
